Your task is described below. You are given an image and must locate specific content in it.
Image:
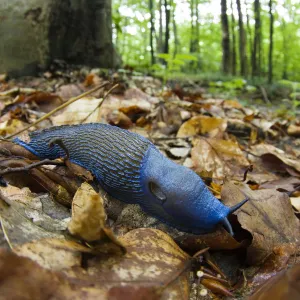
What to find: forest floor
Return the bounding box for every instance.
[0,64,299,300]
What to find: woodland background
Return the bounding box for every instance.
[113,0,300,85]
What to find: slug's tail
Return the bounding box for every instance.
[221,196,249,236]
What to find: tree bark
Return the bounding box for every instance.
[221,0,231,74]
[268,0,274,83]
[189,0,200,53]
[230,0,237,75]
[236,0,247,76]
[0,0,116,76]
[163,0,170,54]
[252,0,262,78]
[149,0,155,64]
[158,0,163,53]
[172,1,179,58]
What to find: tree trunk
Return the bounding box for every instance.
[0,0,116,76]
[236,0,247,76]
[230,0,237,75]
[149,0,155,65]
[164,0,170,54]
[189,0,200,53]
[158,0,163,53]
[245,1,253,77]
[221,0,230,74]
[172,1,179,58]
[252,0,261,78]
[281,19,288,79]
[268,0,274,83]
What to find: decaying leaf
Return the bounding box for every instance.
[68,182,107,242]
[0,185,70,248]
[249,264,300,300]
[221,182,300,265]
[250,143,300,175]
[191,137,249,180]
[2,229,190,300]
[177,115,227,138]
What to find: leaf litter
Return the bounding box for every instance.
[0,67,299,299]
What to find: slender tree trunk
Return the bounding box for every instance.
[195,0,200,53]
[268,0,274,83]
[236,0,247,76]
[252,0,261,78]
[164,0,170,54]
[190,0,195,52]
[172,1,179,58]
[281,19,288,79]
[149,0,155,65]
[230,0,237,75]
[158,0,163,53]
[245,1,253,77]
[221,0,230,74]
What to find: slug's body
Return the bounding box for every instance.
[14,123,246,234]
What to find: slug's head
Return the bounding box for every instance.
[141,147,248,235]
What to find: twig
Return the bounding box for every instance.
[0,159,64,177]
[260,86,271,104]
[0,215,13,249]
[5,82,110,140]
[80,83,119,124]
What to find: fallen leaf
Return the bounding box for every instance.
[250,144,300,175]
[291,197,300,211]
[287,124,300,137]
[107,110,133,129]
[51,97,103,125]
[259,177,300,193]
[249,264,300,300]
[222,99,243,109]
[68,183,124,254]
[177,115,227,138]
[221,182,300,265]
[191,137,249,180]
[68,182,107,242]
[8,229,191,300]
[0,185,70,248]
[0,119,26,136]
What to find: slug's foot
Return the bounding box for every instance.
[49,138,70,160]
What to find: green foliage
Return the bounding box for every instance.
[154,53,198,84]
[112,0,300,82]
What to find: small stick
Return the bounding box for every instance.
[0,159,64,177]
[5,82,110,140]
[80,83,119,124]
[0,215,13,249]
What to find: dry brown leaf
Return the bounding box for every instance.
[175,227,244,252]
[249,264,300,300]
[68,182,107,242]
[0,119,26,136]
[191,137,249,180]
[0,248,115,299]
[222,99,243,109]
[107,110,133,129]
[0,185,70,246]
[51,97,103,125]
[221,182,300,265]
[287,124,300,137]
[259,177,300,193]
[250,144,300,175]
[6,229,190,300]
[177,115,227,138]
[291,197,300,211]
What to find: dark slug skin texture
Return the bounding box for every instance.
[14,123,231,234]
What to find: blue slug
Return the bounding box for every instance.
[14,123,247,235]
